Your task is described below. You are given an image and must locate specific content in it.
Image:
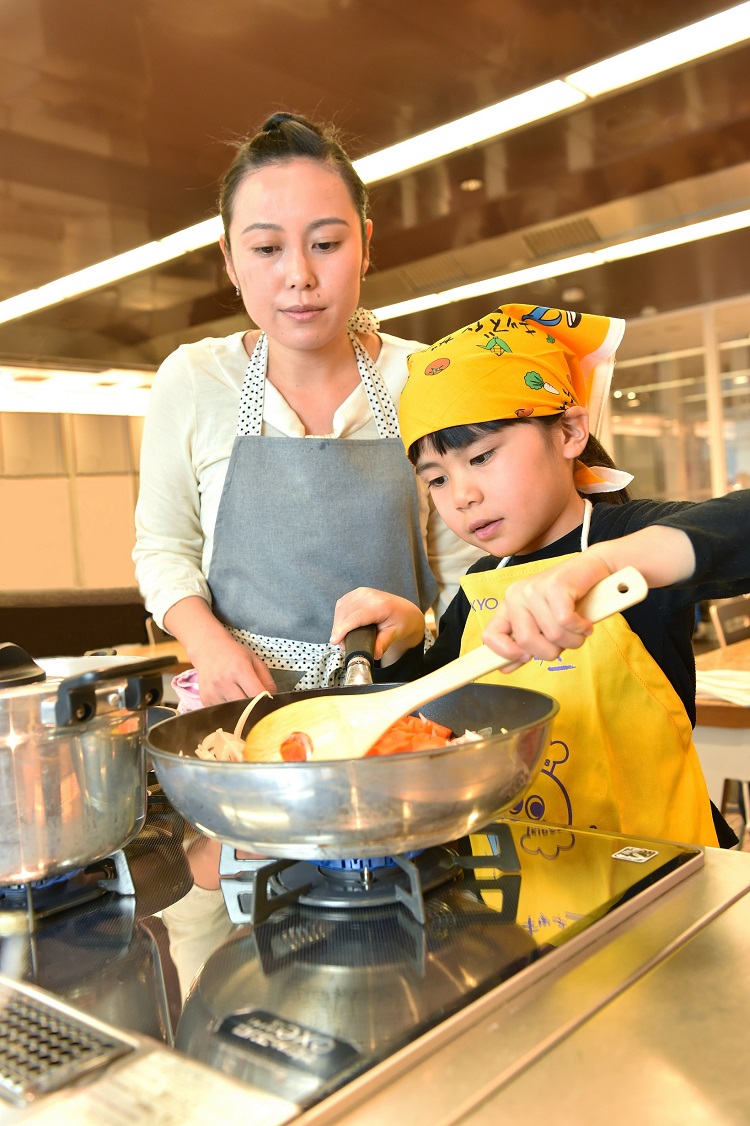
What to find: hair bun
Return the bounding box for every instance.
[261,112,296,133]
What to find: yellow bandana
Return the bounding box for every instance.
[399,303,625,454]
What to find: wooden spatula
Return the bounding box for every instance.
[243,567,648,763]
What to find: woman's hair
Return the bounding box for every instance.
[219,112,369,246]
[408,415,631,505]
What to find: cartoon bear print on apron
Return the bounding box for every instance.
[460,502,718,847]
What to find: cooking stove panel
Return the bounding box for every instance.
[178,821,703,1110]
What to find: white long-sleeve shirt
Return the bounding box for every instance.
[134,330,483,629]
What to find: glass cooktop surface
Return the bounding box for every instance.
[175,820,702,1108]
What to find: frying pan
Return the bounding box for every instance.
[146,681,558,859]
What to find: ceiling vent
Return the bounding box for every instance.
[400,256,469,294]
[522,216,601,259]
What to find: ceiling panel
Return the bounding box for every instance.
[0,0,748,371]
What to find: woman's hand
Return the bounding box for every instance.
[164,595,277,705]
[481,553,612,673]
[331,587,425,663]
[194,631,277,705]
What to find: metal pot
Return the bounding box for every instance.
[146,682,559,859]
[0,642,175,883]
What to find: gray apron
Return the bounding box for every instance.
[207,322,437,689]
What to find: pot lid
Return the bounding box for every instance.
[0,641,176,726]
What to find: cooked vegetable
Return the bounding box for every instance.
[202,707,485,764]
[364,714,453,756]
[192,692,272,761]
[280,731,315,761]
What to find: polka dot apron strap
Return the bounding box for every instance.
[347,329,401,439]
[237,332,270,436]
[236,313,400,440]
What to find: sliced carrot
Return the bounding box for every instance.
[280,731,314,762]
[364,714,454,757]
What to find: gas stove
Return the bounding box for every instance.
[175,820,703,1111]
[1,816,749,1126]
[0,786,192,1079]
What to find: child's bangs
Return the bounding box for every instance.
[408,419,516,464]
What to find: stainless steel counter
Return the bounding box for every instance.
[293,845,750,1126]
[3,844,750,1125]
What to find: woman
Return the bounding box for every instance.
[133,111,478,708]
[133,112,479,998]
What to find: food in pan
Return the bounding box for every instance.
[194,727,246,761]
[193,692,272,761]
[273,715,487,762]
[192,698,493,763]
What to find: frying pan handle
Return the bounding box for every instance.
[343,626,376,687]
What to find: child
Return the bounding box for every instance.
[331,303,750,848]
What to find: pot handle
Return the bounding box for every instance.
[55,655,177,727]
[0,641,46,688]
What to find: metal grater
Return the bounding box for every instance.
[0,983,135,1107]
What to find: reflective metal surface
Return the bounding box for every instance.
[0,791,192,1044]
[0,656,169,883]
[0,2,749,365]
[0,816,748,1125]
[174,823,702,1110]
[146,684,558,858]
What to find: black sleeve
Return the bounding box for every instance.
[590,493,750,731]
[591,491,750,603]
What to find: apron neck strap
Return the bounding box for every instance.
[496,498,593,569]
[237,319,399,439]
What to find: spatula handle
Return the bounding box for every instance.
[387,566,648,713]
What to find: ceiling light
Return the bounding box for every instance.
[0,365,155,415]
[561,285,586,303]
[0,218,221,325]
[355,81,585,184]
[460,178,484,192]
[373,206,750,322]
[0,3,749,325]
[566,2,750,97]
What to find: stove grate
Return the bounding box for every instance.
[0,984,134,1106]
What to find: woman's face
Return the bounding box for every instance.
[221,157,371,351]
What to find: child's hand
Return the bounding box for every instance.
[331,588,425,662]
[481,554,612,672]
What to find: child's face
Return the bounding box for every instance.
[415,420,587,557]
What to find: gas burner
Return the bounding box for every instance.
[0,851,134,927]
[272,848,457,918]
[219,846,459,926]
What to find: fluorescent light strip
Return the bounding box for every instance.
[0,366,155,415]
[566,1,750,96]
[0,217,222,324]
[354,81,586,183]
[0,2,748,326]
[372,208,750,322]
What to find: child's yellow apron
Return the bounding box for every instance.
[460,551,718,847]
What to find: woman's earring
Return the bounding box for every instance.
[235,285,240,296]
